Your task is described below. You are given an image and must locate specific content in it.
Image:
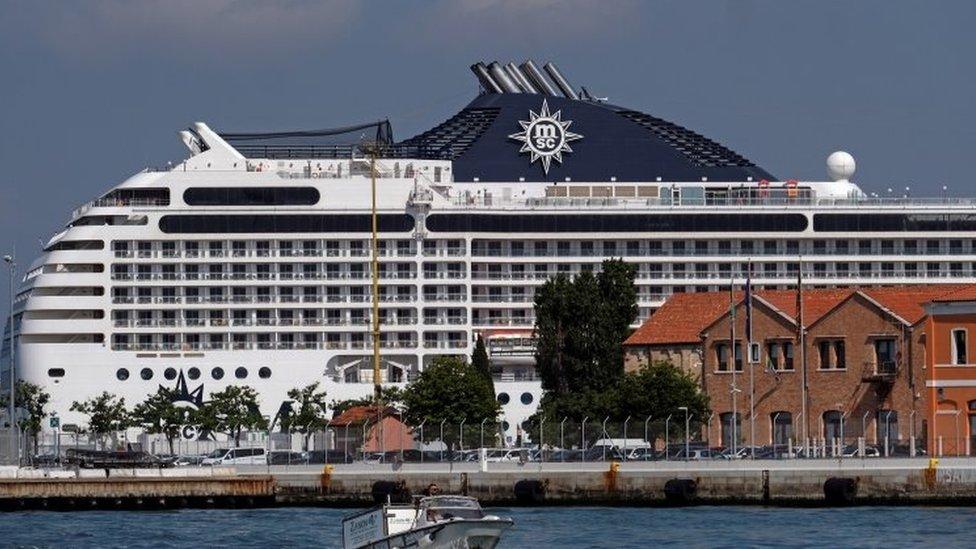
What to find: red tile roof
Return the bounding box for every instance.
[921,285,976,304]
[861,285,968,324]
[330,405,398,426]
[625,292,740,346]
[625,285,975,347]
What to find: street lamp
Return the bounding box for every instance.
[3,253,14,465]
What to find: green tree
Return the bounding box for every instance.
[330,386,403,418]
[192,386,267,446]
[534,259,638,394]
[471,334,494,393]
[527,360,709,446]
[401,356,500,447]
[0,381,50,456]
[70,392,130,449]
[284,382,330,451]
[131,387,185,455]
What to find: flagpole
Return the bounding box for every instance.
[798,255,809,455]
[746,261,755,459]
[729,281,738,456]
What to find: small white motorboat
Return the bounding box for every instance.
[341,495,513,549]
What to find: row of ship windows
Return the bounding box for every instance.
[496,392,534,406]
[50,236,976,257]
[44,366,273,380]
[112,239,464,258]
[115,366,273,382]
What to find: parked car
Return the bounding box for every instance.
[548,449,584,462]
[305,450,354,464]
[201,447,267,466]
[841,444,881,458]
[174,454,207,466]
[485,448,522,463]
[267,451,306,465]
[584,446,628,461]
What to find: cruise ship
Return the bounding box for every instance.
[5,60,976,443]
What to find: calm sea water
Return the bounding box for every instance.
[0,506,973,548]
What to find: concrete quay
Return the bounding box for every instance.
[262,458,976,507]
[0,466,275,511]
[4,458,976,510]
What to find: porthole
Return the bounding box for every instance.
[47,368,65,378]
[116,368,129,381]
[502,421,510,431]
[258,367,272,379]
[497,392,510,405]
[211,367,224,380]
[187,367,200,380]
[140,368,153,381]
[235,367,247,379]
[164,368,177,380]
[520,392,534,405]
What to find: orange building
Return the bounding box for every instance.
[330,405,415,453]
[924,287,976,456]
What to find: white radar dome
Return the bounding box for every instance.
[827,151,856,182]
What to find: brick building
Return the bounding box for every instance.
[330,405,415,453]
[623,293,733,379]
[924,287,976,456]
[631,285,967,453]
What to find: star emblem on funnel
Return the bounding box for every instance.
[508,99,583,174]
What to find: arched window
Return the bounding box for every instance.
[719,412,741,449]
[823,410,843,441]
[952,328,968,365]
[771,412,793,447]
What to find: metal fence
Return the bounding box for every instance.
[9,417,960,469]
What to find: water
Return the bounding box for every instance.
[0,506,973,548]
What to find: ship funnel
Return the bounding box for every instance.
[520,60,558,96]
[470,62,503,94]
[179,129,203,155]
[506,62,536,93]
[488,62,520,93]
[543,62,579,100]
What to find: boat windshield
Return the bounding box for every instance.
[422,497,485,520]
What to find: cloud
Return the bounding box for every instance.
[1,0,362,65]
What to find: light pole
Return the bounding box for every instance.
[439,419,446,461]
[459,418,466,451]
[480,418,488,451]
[538,416,545,462]
[665,414,672,461]
[3,253,15,465]
[601,416,610,461]
[418,419,426,463]
[679,407,690,460]
[644,415,652,461]
[581,416,589,463]
[622,416,631,459]
[560,417,567,457]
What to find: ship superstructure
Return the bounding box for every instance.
[5,61,976,443]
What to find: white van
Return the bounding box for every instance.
[201,447,267,466]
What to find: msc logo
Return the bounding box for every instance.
[508,99,582,175]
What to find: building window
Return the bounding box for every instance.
[952,328,968,365]
[875,338,897,375]
[876,410,899,449]
[766,342,780,371]
[716,342,742,372]
[823,410,843,441]
[720,412,741,449]
[818,339,846,370]
[782,342,795,371]
[771,412,793,447]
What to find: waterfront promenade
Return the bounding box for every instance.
[4,457,976,510]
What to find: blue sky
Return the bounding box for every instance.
[1,0,974,294]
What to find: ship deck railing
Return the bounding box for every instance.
[447,195,976,210]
